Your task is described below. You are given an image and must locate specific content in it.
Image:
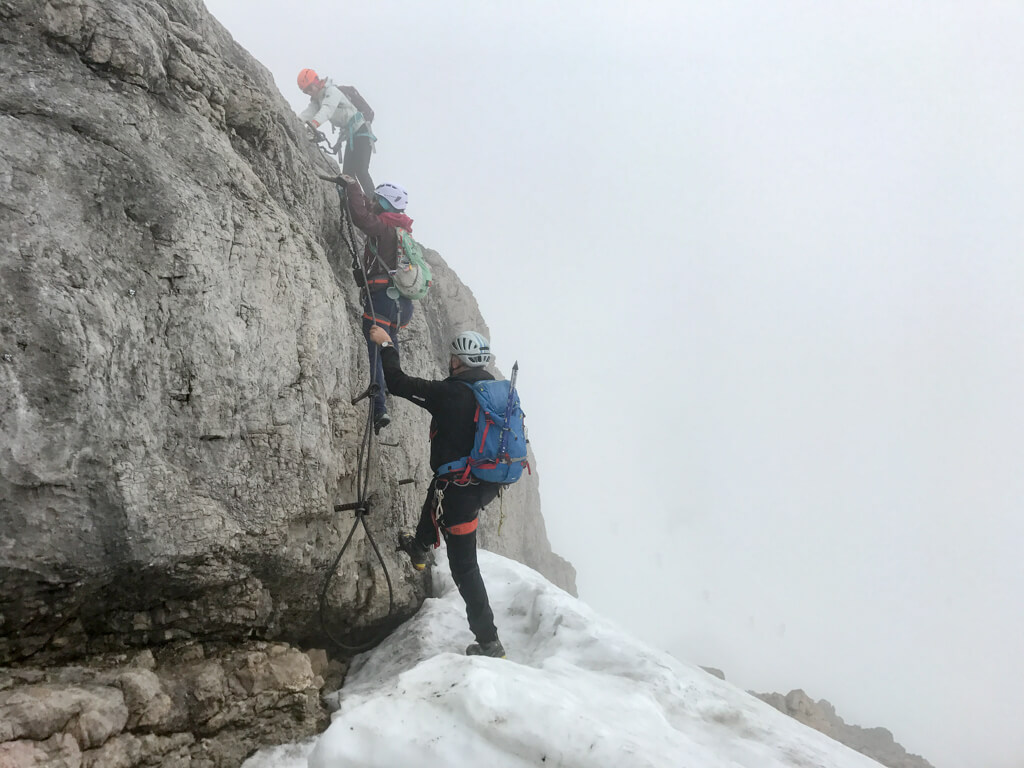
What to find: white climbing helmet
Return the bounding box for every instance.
[374,182,408,212]
[450,331,491,368]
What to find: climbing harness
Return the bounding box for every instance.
[427,475,486,546]
[345,117,376,157]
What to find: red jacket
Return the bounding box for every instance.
[344,179,414,291]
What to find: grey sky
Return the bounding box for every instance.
[202,2,1024,766]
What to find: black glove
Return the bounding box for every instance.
[352,266,365,285]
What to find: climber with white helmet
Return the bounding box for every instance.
[340,173,415,433]
[297,68,376,197]
[367,324,508,659]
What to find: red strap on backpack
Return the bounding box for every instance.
[478,415,492,452]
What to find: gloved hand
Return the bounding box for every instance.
[352,266,365,285]
[340,174,357,186]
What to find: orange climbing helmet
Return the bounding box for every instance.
[297,68,320,92]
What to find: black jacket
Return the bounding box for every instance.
[380,346,494,473]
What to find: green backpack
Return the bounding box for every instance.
[390,228,432,300]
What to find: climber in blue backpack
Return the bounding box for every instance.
[367,325,528,659]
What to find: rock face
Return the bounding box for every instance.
[0,0,575,762]
[0,643,326,768]
[753,690,935,768]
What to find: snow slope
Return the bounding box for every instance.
[244,551,884,768]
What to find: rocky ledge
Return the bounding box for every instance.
[0,641,335,767]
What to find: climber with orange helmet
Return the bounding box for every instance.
[297,68,376,197]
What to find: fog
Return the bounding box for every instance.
[202,2,1024,766]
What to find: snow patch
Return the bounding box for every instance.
[246,550,882,768]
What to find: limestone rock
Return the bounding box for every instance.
[753,689,935,768]
[1,0,576,762]
[0,0,574,673]
[0,683,127,748]
[0,733,82,768]
[0,643,324,767]
[0,2,578,766]
[110,668,174,730]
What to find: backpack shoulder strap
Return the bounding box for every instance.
[367,224,404,273]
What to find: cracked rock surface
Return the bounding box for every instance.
[0,0,575,762]
[0,643,328,768]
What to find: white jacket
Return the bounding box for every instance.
[299,77,365,138]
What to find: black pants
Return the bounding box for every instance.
[343,131,375,199]
[415,479,501,644]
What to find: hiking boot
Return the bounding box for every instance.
[373,412,391,434]
[466,638,506,658]
[398,532,429,570]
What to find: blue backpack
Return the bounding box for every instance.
[437,365,529,485]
